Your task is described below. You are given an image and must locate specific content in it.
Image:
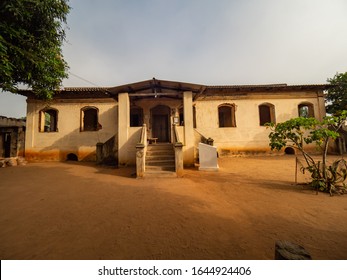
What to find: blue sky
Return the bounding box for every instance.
[1,0,347,118]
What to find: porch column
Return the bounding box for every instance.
[183,91,194,166]
[317,91,326,122]
[24,101,35,161]
[118,92,130,166]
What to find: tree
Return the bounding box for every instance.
[326,72,347,114]
[0,0,70,99]
[267,112,347,195]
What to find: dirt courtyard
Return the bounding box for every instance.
[1,155,347,260]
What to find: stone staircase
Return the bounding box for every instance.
[145,143,176,177]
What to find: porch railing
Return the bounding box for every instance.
[96,135,117,165]
[135,124,147,178]
[173,124,183,176]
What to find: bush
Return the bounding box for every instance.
[267,111,347,195]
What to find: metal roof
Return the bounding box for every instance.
[62,87,110,92]
[107,78,204,95]
[17,78,331,99]
[205,84,330,90]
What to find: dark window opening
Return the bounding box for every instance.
[259,104,275,126]
[179,107,184,126]
[218,105,236,127]
[83,108,98,131]
[130,107,143,127]
[298,103,314,118]
[193,106,196,128]
[43,109,58,132]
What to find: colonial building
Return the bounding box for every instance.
[19,78,328,176]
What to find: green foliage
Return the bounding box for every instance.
[326,72,347,114]
[304,159,347,195]
[0,0,70,99]
[267,112,347,195]
[267,117,319,151]
[326,159,347,192]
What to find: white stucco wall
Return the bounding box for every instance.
[25,99,118,161]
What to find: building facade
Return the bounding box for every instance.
[20,79,327,170]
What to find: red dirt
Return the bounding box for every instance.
[1,156,347,260]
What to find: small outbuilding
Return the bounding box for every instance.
[0,116,26,158]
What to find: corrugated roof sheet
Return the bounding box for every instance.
[17,79,331,98]
[62,87,110,92]
[206,84,329,89]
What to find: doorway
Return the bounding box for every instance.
[151,105,170,142]
[4,133,11,157]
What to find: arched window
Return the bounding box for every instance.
[259,103,275,126]
[81,107,99,131]
[130,106,143,127]
[218,104,236,127]
[39,108,58,132]
[298,103,314,118]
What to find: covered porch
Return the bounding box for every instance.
[107,78,204,175]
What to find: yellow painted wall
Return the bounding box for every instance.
[25,99,118,161]
[24,89,326,163]
[194,94,325,156]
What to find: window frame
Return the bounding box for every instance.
[218,104,236,128]
[39,107,59,132]
[80,106,100,132]
[298,103,315,118]
[258,103,276,126]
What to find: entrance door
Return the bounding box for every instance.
[152,114,169,142]
[4,133,11,157]
[151,105,170,142]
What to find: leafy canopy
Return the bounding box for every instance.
[326,72,347,114]
[0,0,70,99]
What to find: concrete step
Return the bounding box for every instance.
[146,155,175,161]
[147,150,174,154]
[144,170,177,178]
[146,160,175,167]
[147,144,174,151]
[145,165,175,171]
[146,151,174,156]
[145,143,175,174]
[147,143,173,146]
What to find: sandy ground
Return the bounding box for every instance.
[1,155,347,260]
